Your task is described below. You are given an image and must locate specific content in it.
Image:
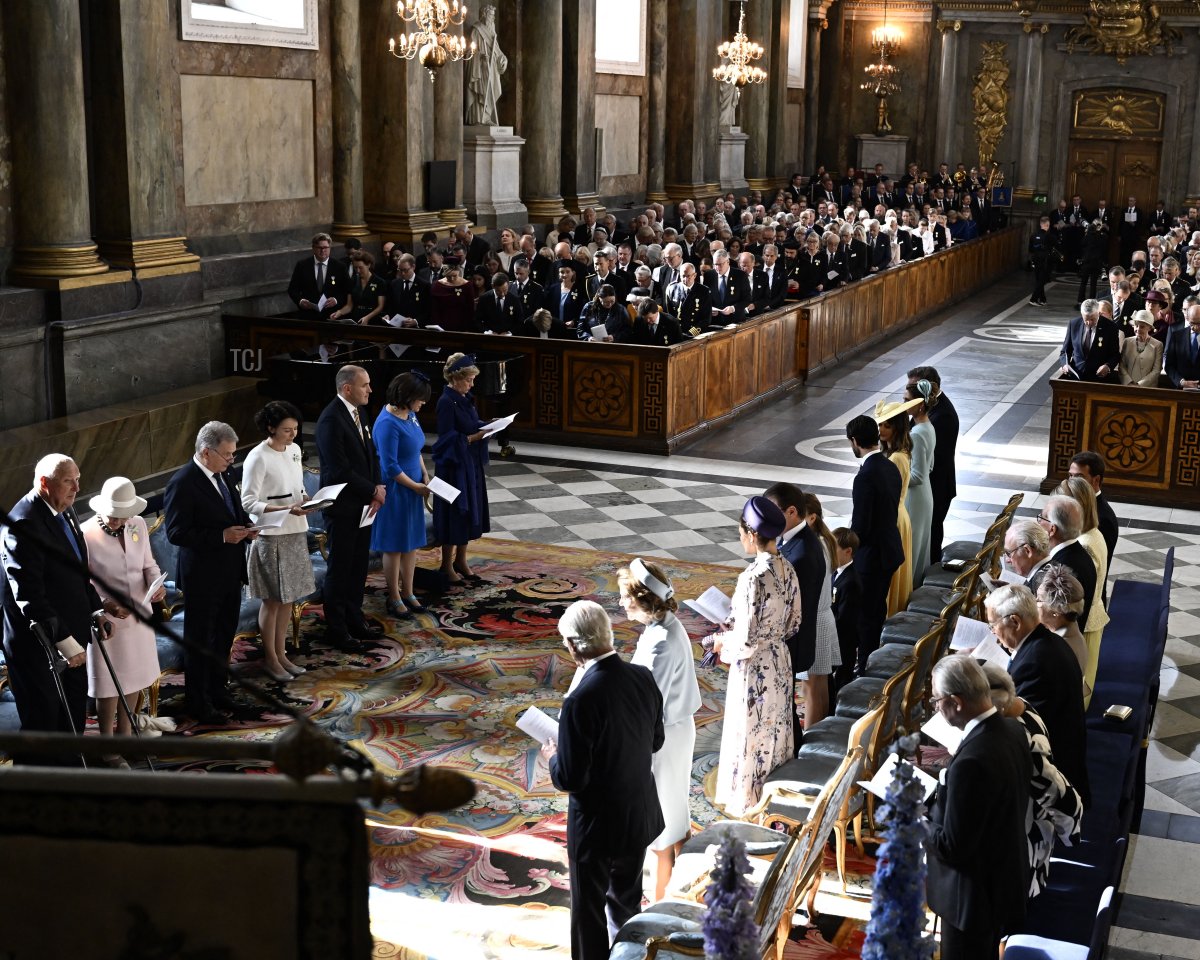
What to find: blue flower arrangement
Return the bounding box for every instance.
[701,834,760,960]
[862,732,935,960]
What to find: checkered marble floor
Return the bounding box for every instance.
[476,270,1200,960]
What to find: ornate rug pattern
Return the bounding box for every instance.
[155,539,871,959]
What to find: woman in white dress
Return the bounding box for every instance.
[1054,475,1110,705]
[904,378,938,588]
[618,558,702,901]
[710,497,802,817]
[800,492,842,725]
[83,477,166,763]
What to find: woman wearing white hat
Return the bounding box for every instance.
[1119,309,1164,387]
[83,476,165,764]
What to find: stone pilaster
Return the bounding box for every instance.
[738,0,772,186]
[765,0,794,182]
[933,20,961,169]
[1016,23,1047,198]
[645,0,669,202]
[664,0,723,202]
[3,0,113,287]
[560,0,603,215]
[434,59,468,229]
[802,15,826,177]
[519,0,568,221]
[331,0,371,239]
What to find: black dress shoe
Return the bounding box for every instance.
[349,621,385,640]
[324,632,368,653]
[211,692,236,711]
[196,709,228,726]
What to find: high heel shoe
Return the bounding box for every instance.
[264,663,292,682]
[282,661,306,676]
[386,598,411,618]
[403,594,427,613]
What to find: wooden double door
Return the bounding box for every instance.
[1066,139,1161,212]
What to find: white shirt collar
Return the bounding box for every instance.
[193,454,218,482]
[779,523,802,547]
[36,492,63,517]
[1047,538,1078,559]
[338,394,360,420]
[579,649,618,675]
[961,705,997,740]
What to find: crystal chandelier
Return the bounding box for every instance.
[713,0,768,88]
[388,0,476,81]
[860,0,902,134]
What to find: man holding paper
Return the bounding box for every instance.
[925,655,1031,960]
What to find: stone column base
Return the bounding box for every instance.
[561,194,606,219]
[719,127,750,193]
[7,242,112,288]
[463,126,528,228]
[664,182,722,205]
[438,208,471,231]
[524,197,570,223]
[331,222,375,241]
[746,178,779,193]
[366,209,445,251]
[645,191,669,203]
[97,237,200,278]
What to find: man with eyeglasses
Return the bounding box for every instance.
[925,654,1031,960]
[983,585,1089,809]
[1165,301,1200,389]
[1035,496,1097,628]
[1001,518,1051,587]
[165,421,258,726]
[287,232,341,319]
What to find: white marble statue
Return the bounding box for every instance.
[465,5,507,127]
[718,82,740,129]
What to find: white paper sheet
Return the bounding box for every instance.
[859,752,938,802]
[517,706,559,745]
[308,483,347,508]
[970,631,1012,669]
[359,505,376,528]
[481,413,518,437]
[248,509,290,532]
[317,294,330,311]
[922,711,964,753]
[142,571,169,607]
[683,586,733,624]
[428,476,461,504]
[950,615,993,651]
[982,567,1025,590]
[590,322,609,341]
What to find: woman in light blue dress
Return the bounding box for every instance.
[372,372,432,617]
[904,378,938,588]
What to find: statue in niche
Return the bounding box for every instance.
[465,5,507,127]
[717,83,740,129]
[972,41,1009,170]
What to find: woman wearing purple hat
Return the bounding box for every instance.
[709,495,802,816]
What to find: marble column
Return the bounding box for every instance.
[560,0,603,215]
[645,0,669,202]
[331,0,371,239]
[765,0,794,181]
[3,0,110,286]
[520,0,568,222]
[434,60,468,228]
[664,0,722,202]
[933,20,961,169]
[738,0,772,191]
[362,1,441,248]
[802,16,825,177]
[1016,24,1047,197]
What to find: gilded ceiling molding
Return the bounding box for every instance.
[1063,1,1184,63]
[972,41,1010,169]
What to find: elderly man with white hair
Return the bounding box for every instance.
[542,599,664,960]
[2,453,116,758]
[1002,517,1052,587]
[984,584,1090,809]
[1033,495,1097,627]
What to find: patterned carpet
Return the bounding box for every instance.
[155,538,875,958]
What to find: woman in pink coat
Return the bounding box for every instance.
[83,477,165,759]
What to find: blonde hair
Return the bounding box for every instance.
[443,352,480,383]
[1054,475,1099,534]
[616,560,679,619]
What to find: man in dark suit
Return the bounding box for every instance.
[665,263,712,336]
[315,365,386,652]
[926,655,1032,959]
[705,250,752,323]
[1036,496,1097,628]
[652,244,685,307]
[572,207,600,246]
[737,251,770,319]
[908,366,958,565]
[1070,450,1118,577]
[454,225,490,271]
[1119,196,1144,266]
[164,423,258,725]
[474,272,523,334]
[758,244,789,311]
[1165,302,1200,388]
[632,299,685,346]
[766,482,828,739]
[287,232,342,318]
[386,253,431,327]
[587,249,628,301]
[542,600,664,960]
[613,242,640,292]
[1003,519,1053,589]
[1150,200,1171,235]
[1059,300,1120,383]
[846,415,903,673]
[510,258,544,319]
[1,454,115,756]
[988,584,1091,807]
[830,527,862,695]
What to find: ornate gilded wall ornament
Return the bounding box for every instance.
[1072,90,1164,137]
[1073,158,1107,176]
[972,41,1009,170]
[1063,1,1183,64]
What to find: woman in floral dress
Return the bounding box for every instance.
[711,496,803,817]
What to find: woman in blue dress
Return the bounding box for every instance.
[432,353,491,585]
[903,378,938,588]
[371,372,432,617]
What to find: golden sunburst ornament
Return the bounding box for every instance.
[1073,92,1162,137]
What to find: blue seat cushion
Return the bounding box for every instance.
[834,677,885,720]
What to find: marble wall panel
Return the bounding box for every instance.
[597,94,641,178]
[0,15,13,278]
[181,75,315,205]
[785,102,802,174]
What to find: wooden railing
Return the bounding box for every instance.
[1042,376,1200,508]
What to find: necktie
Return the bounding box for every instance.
[316,260,325,290]
[719,275,726,303]
[404,280,410,294]
[1192,331,1199,361]
[214,473,236,517]
[1084,327,1094,355]
[57,512,82,562]
[352,408,365,445]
